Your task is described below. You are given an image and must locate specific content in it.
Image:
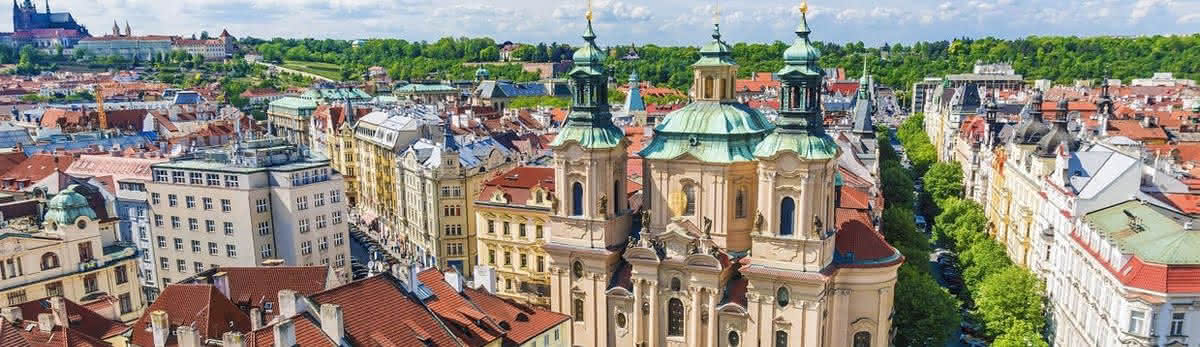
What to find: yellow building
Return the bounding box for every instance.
[0,185,145,324]
[474,166,554,307]
[993,92,1058,267]
[352,110,441,237]
[316,103,362,206]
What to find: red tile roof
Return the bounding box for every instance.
[309,275,460,347]
[0,318,112,347]
[1118,256,1200,293]
[209,266,333,317]
[1,153,75,186]
[835,208,902,268]
[129,284,251,347]
[0,152,28,176]
[476,167,555,206]
[39,108,86,128]
[1106,119,1169,141]
[247,314,335,347]
[416,269,503,346]
[10,297,128,341]
[1159,193,1200,215]
[462,286,569,344]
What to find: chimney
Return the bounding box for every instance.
[473,265,497,294]
[273,319,296,347]
[444,270,463,293]
[48,296,65,326]
[213,272,230,300]
[1,306,22,323]
[36,313,53,333]
[319,304,344,344]
[176,326,202,347]
[150,310,169,347]
[222,331,248,347]
[277,289,306,318]
[250,308,263,330]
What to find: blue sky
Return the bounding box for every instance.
[42,0,1200,46]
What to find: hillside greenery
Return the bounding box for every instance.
[246,34,1200,94]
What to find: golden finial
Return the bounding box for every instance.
[586,0,593,22]
[800,0,809,15]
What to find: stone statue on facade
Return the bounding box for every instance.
[598,194,608,215]
[754,212,764,233]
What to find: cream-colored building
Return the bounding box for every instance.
[351,109,441,238]
[396,133,514,273]
[474,166,554,307]
[546,13,901,347]
[0,185,145,323]
[147,136,351,287]
[268,97,318,148]
[993,93,1061,267]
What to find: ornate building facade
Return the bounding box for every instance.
[545,8,901,347]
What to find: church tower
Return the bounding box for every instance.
[751,0,840,272]
[544,5,631,346]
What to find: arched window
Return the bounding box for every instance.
[775,331,788,347]
[780,197,796,236]
[573,298,585,322]
[667,298,684,336]
[670,277,681,291]
[735,188,747,218]
[40,252,59,270]
[571,182,584,216]
[853,332,871,347]
[683,184,696,216]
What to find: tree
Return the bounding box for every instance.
[992,320,1049,347]
[192,53,204,67]
[200,31,210,40]
[881,166,915,207]
[478,46,500,62]
[959,240,1010,290]
[975,266,1045,338]
[924,162,965,208]
[893,265,961,346]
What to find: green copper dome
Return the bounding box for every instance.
[571,21,606,69]
[474,67,490,79]
[779,12,822,76]
[44,185,97,227]
[693,24,735,67]
[639,101,775,163]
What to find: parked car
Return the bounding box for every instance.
[915,216,928,232]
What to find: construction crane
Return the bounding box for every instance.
[95,85,107,130]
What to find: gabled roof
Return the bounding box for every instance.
[189,266,333,318]
[247,313,334,347]
[129,284,251,347]
[1,153,74,184]
[476,166,554,206]
[415,269,504,346]
[11,297,128,341]
[308,275,460,347]
[462,287,570,345]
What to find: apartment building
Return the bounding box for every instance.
[0,185,144,322]
[352,108,441,238]
[147,136,351,289]
[473,166,554,307]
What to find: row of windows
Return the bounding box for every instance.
[486,250,545,273]
[153,169,240,188]
[155,237,237,257]
[485,221,544,239]
[298,211,344,233]
[300,235,341,255]
[290,169,331,186]
[0,244,99,281]
[152,193,233,212]
[154,215,236,235]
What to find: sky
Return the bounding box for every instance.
[34,0,1200,46]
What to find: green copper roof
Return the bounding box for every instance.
[753,130,839,160]
[1085,200,1200,265]
[269,97,317,110]
[550,121,625,149]
[693,24,735,67]
[571,20,606,71]
[639,101,774,163]
[44,185,97,226]
[395,84,458,94]
[779,12,821,76]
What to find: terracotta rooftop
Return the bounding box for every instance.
[129,284,251,347]
[0,152,75,185]
[834,207,902,268]
[476,167,554,207]
[462,285,569,344]
[187,266,334,319]
[308,275,460,347]
[416,269,504,346]
[8,296,129,342]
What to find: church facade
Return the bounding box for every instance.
[545,7,902,347]
[6,0,90,49]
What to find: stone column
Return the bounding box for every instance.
[648,282,659,347]
[707,290,718,347]
[688,288,701,344]
[633,280,644,345]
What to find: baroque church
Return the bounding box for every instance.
[545,4,902,347]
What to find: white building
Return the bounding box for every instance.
[1131,73,1197,87]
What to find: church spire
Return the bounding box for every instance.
[549,0,623,150]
